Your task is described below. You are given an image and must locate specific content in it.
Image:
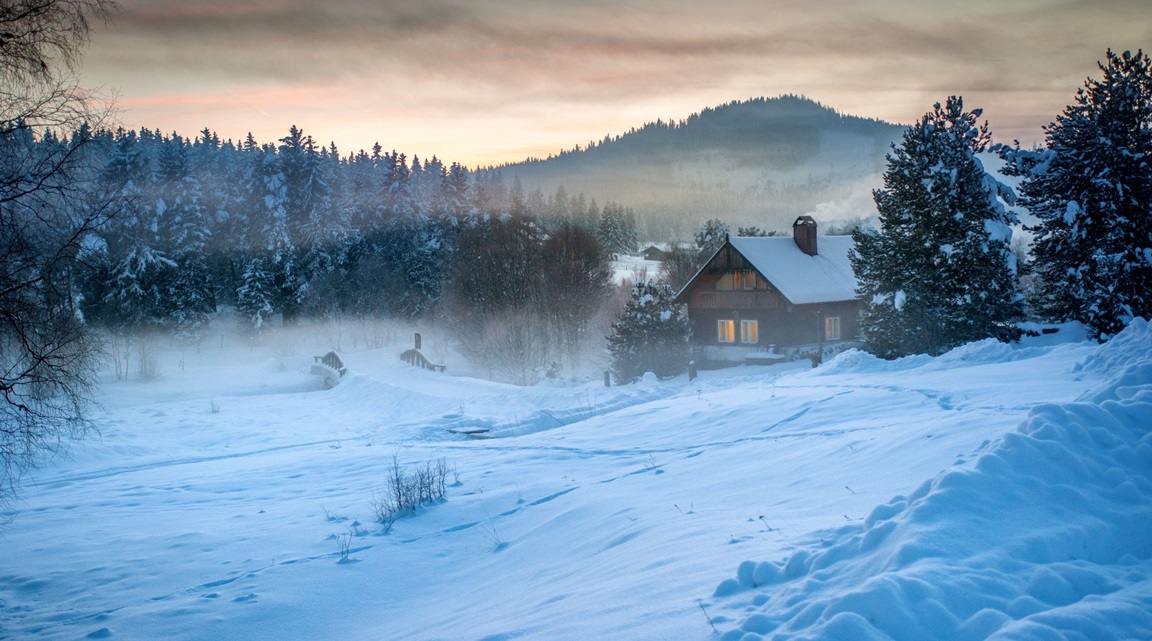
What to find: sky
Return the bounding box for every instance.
[81,0,1150,167]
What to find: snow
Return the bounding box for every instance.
[611,254,662,284]
[729,235,858,304]
[2,320,1150,641]
[708,320,1152,640]
[893,289,907,311]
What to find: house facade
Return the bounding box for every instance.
[640,244,672,261]
[677,216,861,366]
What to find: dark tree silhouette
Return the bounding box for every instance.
[1,0,119,502]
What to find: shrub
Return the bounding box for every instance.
[371,456,450,531]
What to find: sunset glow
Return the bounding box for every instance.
[83,0,1150,166]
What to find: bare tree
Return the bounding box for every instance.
[0,0,119,503]
[658,243,703,291]
[444,213,551,382]
[543,223,613,368]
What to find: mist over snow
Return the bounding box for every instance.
[2,319,1150,641]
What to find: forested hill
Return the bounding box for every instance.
[494,95,905,237]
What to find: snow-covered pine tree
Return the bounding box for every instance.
[439,162,470,220]
[570,192,594,232]
[597,201,636,256]
[92,131,176,334]
[469,170,507,217]
[596,201,620,256]
[621,206,639,256]
[606,279,691,383]
[548,184,571,228]
[379,150,413,221]
[694,218,730,257]
[525,186,547,218]
[247,141,304,325]
[850,96,1023,358]
[343,148,377,233]
[277,126,336,306]
[582,197,600,235]
[155,134,214,343]
[236,256,276,343]
[1002,50,1152,340]
[192,129,245,306]
[508,177,527,218]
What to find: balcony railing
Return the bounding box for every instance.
[690,290,785,309]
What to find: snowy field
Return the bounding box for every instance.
[2,321,1150,640]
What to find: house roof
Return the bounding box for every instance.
[723,235,859,305]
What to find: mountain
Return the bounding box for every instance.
[496,95,906,238]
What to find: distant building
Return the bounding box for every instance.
[677,216,861,367]
[640,244,672,261]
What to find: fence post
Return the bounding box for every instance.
[688,360,697,381]
[604,369,611,387]
[415,332,422,350]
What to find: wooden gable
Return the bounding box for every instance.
[679,242,790,310]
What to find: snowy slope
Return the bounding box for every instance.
[709,322,1152,640]
[1,321,1147,641]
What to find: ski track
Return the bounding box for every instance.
[28,438,352,490]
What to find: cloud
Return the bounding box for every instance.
[83,0,1149,164]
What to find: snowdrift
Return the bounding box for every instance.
[710,320,1152,640]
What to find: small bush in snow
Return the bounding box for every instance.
[333,529,354,560]
[372,456,451,530]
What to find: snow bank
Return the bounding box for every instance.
[709,321,1152,640]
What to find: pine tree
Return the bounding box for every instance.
[694,218,730,257]
[440,162,470,219]
[596,201,619,255]
[236,256,276,343]
[571,192,593,231]
[547,184,571,229]
[94,131,176,334]
[1002,50,1152,340]
[850,96,1023,358]
[155,134,214,342]
[248,142,304,324]
[380,150,412,221]
[597,201,636,256]
[606,279,691,383]
[193,128,245,306]
[621,206,639,255]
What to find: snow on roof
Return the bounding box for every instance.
[728,235,858,304]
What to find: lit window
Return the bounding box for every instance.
[732,270,756,290]
[718,320,735,343]
[825,316,841,341]
[740,320,758,343]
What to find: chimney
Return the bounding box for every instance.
[792,215,818,256]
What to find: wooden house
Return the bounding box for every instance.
[640,244,672,261]
[677,216,861,366]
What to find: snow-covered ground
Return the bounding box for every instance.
[612,254,662,283]
[2,320,1150,640]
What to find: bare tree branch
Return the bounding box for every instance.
[0,0,120,505]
